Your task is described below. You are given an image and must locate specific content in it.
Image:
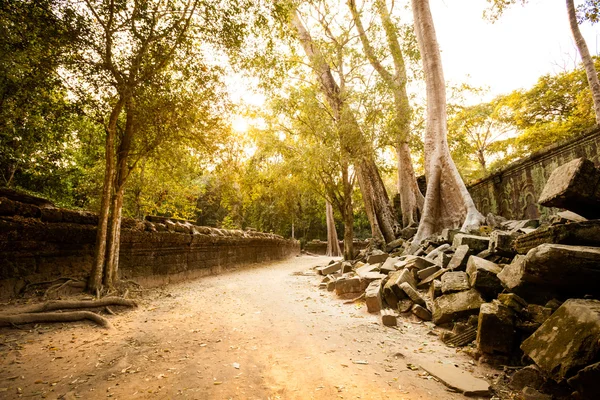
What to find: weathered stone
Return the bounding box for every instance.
[382,271,402,308]
[367,250,389,264]
[385,238,404,253]
[399,282,426,307]
[446,245,472,271]
[417,265,441,281]
[379,257,398,274]
[404,256,435,271]
[335,276,363,296]
[432,289,485,325]
[567,361,600,400]
[466,256,503,299]
[498,244,600,299]
[521,299,600,381]
[362,272,386,283]
[441,271,470,294]
[356,263,380,278]
[417,267,447,289]
[509,366,545,391]
[429,279,442,300]
[441,228,461,244]
[441,324,476,347]
[489,230,519,256]
[521,387,551,400]
[513,220,600,254]
[498,293,528,313]
[452,234,490,253]
[425,244,451,260]
[394,268,417,290]
[316,261,342,276]
[538,158,600,220]
[399,226,417,240]
[365,280,383,313]
[418,361,490,396]
[397,299,414,313]
[381,309,398,327]
[412,304,432,321]
[435,252,452,268]
[526,304,553,325]
[477,301,516,355]
[341,261,353,274]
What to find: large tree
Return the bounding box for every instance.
[410,0,484,246]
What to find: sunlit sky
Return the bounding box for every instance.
[229,0,600,132]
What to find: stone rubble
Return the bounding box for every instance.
[310,158,600,399]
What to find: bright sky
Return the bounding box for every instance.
[431,0,600,101]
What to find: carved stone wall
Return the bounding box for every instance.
[468,127,600,220]
[0,196,300,299]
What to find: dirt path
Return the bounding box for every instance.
[0,256,497,399]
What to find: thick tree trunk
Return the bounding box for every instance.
[325,201,342,257]
[410,0,484,246]
[88,97,125,293]
[567,0,600,124]
[397,142,423,226]
[291,11,399,244]
[341,163,355,260]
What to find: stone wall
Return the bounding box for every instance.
[0,195,300,299]
[468,127,600,220]
[304,239,369,255]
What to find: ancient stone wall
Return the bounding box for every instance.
[468,127,600,220]
[304,239,369,255]
[0,196,300,299]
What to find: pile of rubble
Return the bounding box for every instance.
[314,158,600,400]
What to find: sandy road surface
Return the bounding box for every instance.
[0,255,496,399]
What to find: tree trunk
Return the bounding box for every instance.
[341,161,355,260]
[291,10,399,245]
[410,0,484,246]
[88,97,125,293]
[567,0,600,124]
[325,201,342,257]
[104,103,134,289]
[348,0,424,228]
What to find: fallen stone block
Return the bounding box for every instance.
[498,244,600,299]
[498,293,528,313]
[356,263,380,278]
[466,256,503,300]
[404,256,435,271]
[417,267,447,289]
[381,309,398,327]
[418,361,490,396]
[489,230,519,257]
[316,261,342,275]
[425,244,451,260]
[379,257,398,273]
[521,387,551,400]
[417,265,441,281]
[452,234,490,253]
[399,282,426,307]
[385,238,404,253]
[335,276,363,296]
[567,361,600,400]
[509,365,545,391]
[538,158,600,220]
[341,262,353,273]
[441,324,476,347]
[521,299,600,382]
[429,279,442,300]
[411,304,432,321]
[365,280,383,313]
[446,244,471,271]
[526,304,553,325]
[477,301,516,355]
[435,252,452,268]
[432,289,484,325]
[441,271,469,294]
[397,298,413,313]
[513,220,600,254]
[367,250,389,264]
[441,228,461,244]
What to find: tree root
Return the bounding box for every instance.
[0,311,114,329]
[19,296,137,313]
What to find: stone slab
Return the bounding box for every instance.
[441,271,470,294]
[432,289,485,325]
[447,245,471,271]
[513,220,600,254]
[419,361,490,396]
[466,256,503,299]
[365,280,383,313]
[452,234,490,253]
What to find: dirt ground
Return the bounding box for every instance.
[0,255,500,399]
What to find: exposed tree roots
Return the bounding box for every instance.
[0,297,137,329]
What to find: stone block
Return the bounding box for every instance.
[521,299,600,381]
[521,387,551,400]
[431,289,485,325]
[489,230,519,256]
[526,304,553,325]
[538,158,600,219]
[466,256,503,299]
[441,271,469,294]
[385,238,404,253]
[335,276,363,296]
[404,256,435,271]
[452,234,490,253]
[441,228,461,244]
[367,250,388,264]
[417,265,441,281]
[412,304,432,321]
[417,268,447,289]
[381,309,397,327]
[429,279,442,299]
[477,301,516,355]
[498,293,528,313]
[383,271,402,309]
[447,245,471,271]
[356,263,380,278]
[399,282,426,307]
[425,244,451,260]
[509,366,544,391]
[567,361,600,400]
[316,261,342,276]
[498,244,600,299]
[365,280,383,313]
[418,361,490,396]
[378,257,398,274]
[341,261,353,273]
[435,251,452,268]
[513,220,600,255]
